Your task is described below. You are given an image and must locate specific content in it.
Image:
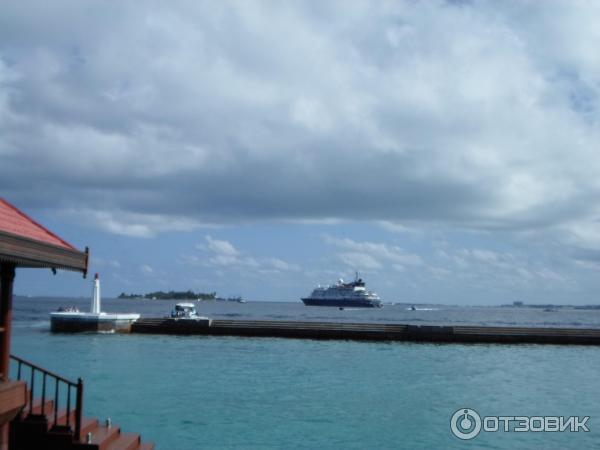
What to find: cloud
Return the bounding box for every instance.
[435,246,572,288]
[324,235,422,271]
[377,221,420,234]
[338,252,382,270]
[203,236,256,267]
[200,235,299,273]
[1,0,600,256]
[263,257,300,272]
[59,209,204,238]
[92,256,121,269]
[205,235,240,257]
[140,264,154,275]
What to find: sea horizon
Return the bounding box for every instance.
[11,297,600,449]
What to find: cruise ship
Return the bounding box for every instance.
[302,275,382,308]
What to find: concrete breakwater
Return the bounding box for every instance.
[131,318,600,345]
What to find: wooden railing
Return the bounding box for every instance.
[10,354,83,439]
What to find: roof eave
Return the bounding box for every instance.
[0,230,88,276]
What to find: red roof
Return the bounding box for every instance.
[0,198,75,250]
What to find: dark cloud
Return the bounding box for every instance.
[1,0,600,244]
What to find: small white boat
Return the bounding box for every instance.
[170,303,212,324]
[170,303,199,318]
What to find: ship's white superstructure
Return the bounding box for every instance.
[302,275,382,308]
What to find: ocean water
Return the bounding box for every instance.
[10,298,600,449]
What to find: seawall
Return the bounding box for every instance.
[131,318,600,345]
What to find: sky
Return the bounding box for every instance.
[2,1,600,304]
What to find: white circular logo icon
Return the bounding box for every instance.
[451,408,482,440]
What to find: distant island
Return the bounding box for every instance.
[118,290,217,300]
[501,300,600,310]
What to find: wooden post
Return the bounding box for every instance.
[75,378,83,440]
[0,264,15,381]
[0,264,15,450]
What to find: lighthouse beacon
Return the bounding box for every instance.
[50,273,140,333]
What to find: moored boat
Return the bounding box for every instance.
[169,302,212,324]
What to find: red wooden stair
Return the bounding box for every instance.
[9,355,153,450]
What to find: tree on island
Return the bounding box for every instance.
[118,290,217,300]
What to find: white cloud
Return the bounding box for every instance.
[264,257,301,272]
[561,219,600,250]
[290,97,333,132]
[92,257,121,269]
[377,221,419,234]
[205,235,240,257]
[60,209,204,238]
[140,264,154,275]
[469,249,500,264]
[338,252,382,270]
[201,235,299,273]
[324,235,422,271]
[434,245,573,289]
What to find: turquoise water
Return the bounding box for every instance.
[11,300,600,449]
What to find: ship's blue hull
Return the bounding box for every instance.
[301,298,382,308]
